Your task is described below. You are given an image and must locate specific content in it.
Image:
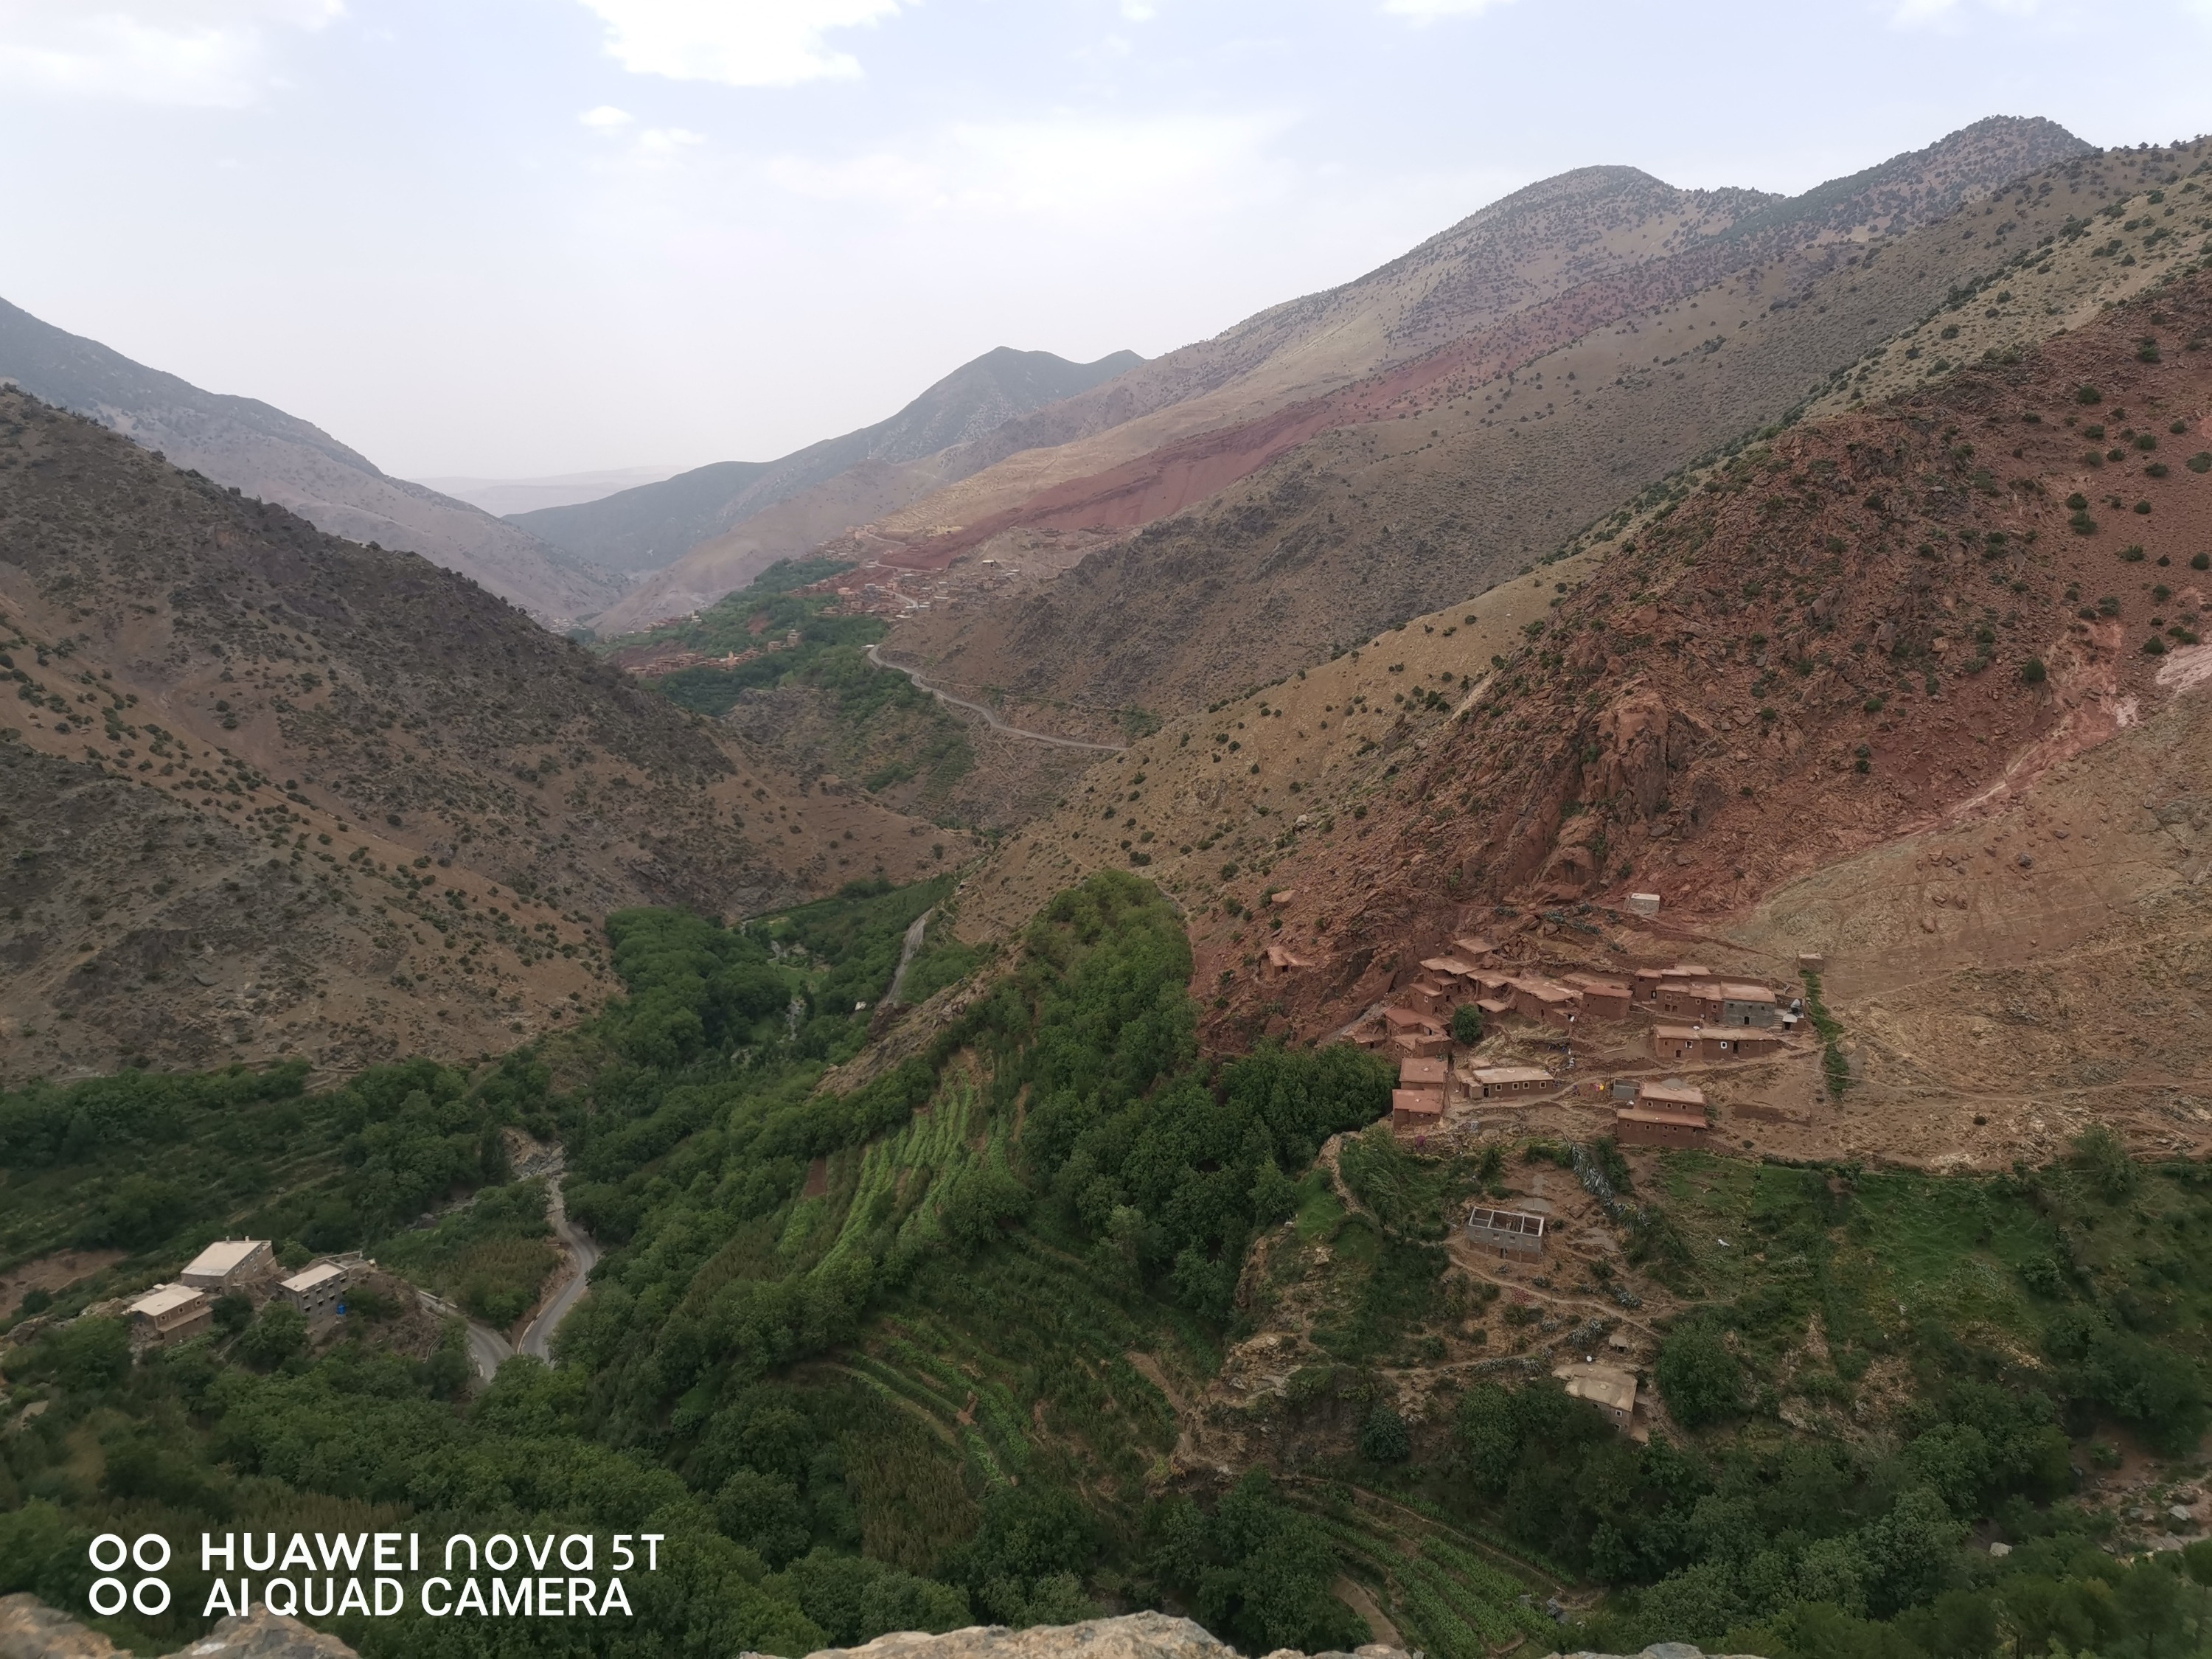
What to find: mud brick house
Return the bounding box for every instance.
[1392,1088,1445,1131]
[1399,1056,1449,1091]
[1652,1026,1788,1062]
[1634,964,1713,1006]
[1472,1065,1557,1099]
[1562,974,1632,1020]
[1262,943,1313,978]
[1614,1077,1710,1149]
[1510,978,1582,1029]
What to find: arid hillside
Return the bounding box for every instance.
[888,136,2202,724]
[877,119,2090,554]
[0,393,965,1079]
[0,297,622,629]
[958,269,2212,1161]
[555,347,1144,632]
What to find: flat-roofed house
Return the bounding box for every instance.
[1652,1025,1702,1065]
[1721,1031,1786,1059]
[128,1284,212,1346]
[1263,944,1313,979]
[1554,1360,1639,1428]
[1614,1077,1709,1149]
[181,1239,272,1291]
[1383,1006,1443,1037]
[1451,936,1497,963]
[1510,978,1582,1029]
[1472,1065,1557,1099]
[1562,975,1632,1020]
[1402,977,1452,1016]
[1399,1057,1449,1090]
[1613,1106,1710,1149]
[279,1261,349,1327]
[1391,1088,1445,1131]
[1634,964,1713,1006]
[1466,1205,1545,1258]
[1422,956,1478,984]
[1393,1030,1451,1059]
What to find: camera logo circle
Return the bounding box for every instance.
[88,1534,172,1616]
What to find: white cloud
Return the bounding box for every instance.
[575,0,908,88]
[0,0,341,106]
[580,103,635,128]
[1380,0,1515,19]
[762,111,1293,221]
[1887,0,2049,27]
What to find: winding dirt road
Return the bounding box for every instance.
[866,643,1125,752]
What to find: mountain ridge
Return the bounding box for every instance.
[0,297,623,628]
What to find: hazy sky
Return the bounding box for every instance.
[2,0,2207,479]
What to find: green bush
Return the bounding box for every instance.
[1360,1402,1413,1462]
[1452,1002,1484,1045]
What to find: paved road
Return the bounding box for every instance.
[520,1177,598,1362]
[866,643,1125,752]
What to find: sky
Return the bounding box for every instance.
[1,0,2208,480]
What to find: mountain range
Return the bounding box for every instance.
[0,299,625,628]
[528,344,1145,631]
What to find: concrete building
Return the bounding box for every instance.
[1717,984,1780,1028]
[1391,1088,1445,1131]
[1466,1205,1546,1259]
[279,1261,350,1326]
[1554,1360,1640,1429]
[180,1239,273,1291]
[1472,1065,1557,1099]
[128,1284,212,1346]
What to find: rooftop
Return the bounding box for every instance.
[1616,1106,1708,1128]
[129,1284,205,1318]
[183,1239,267,1277]
[282,1262,346,1293]
[1554,1361,1638,1413]
[1721,982,1778,1002]
[1391,1088,1444,1118]
[1399,1057,1449,1085]
[1472,1065,1555,1085]
[1639,1079,1708,1107]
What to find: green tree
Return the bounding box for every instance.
[237,1302,308,1369]
[1657,1324,1743,1428]
[1452,1002,1484,1045]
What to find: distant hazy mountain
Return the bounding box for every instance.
[0,297,626,627]
[512,346,1144,579]
[417,466,684,518]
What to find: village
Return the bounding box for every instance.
[1265,920,1834,1443]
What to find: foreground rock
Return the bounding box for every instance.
[776,1615,1407,1659]
[0,1596,354,1659]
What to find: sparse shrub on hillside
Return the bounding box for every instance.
[2020,657,2048,685]
[2077,383,2103,403]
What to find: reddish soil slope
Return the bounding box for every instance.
[1211,273,2212,1038]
